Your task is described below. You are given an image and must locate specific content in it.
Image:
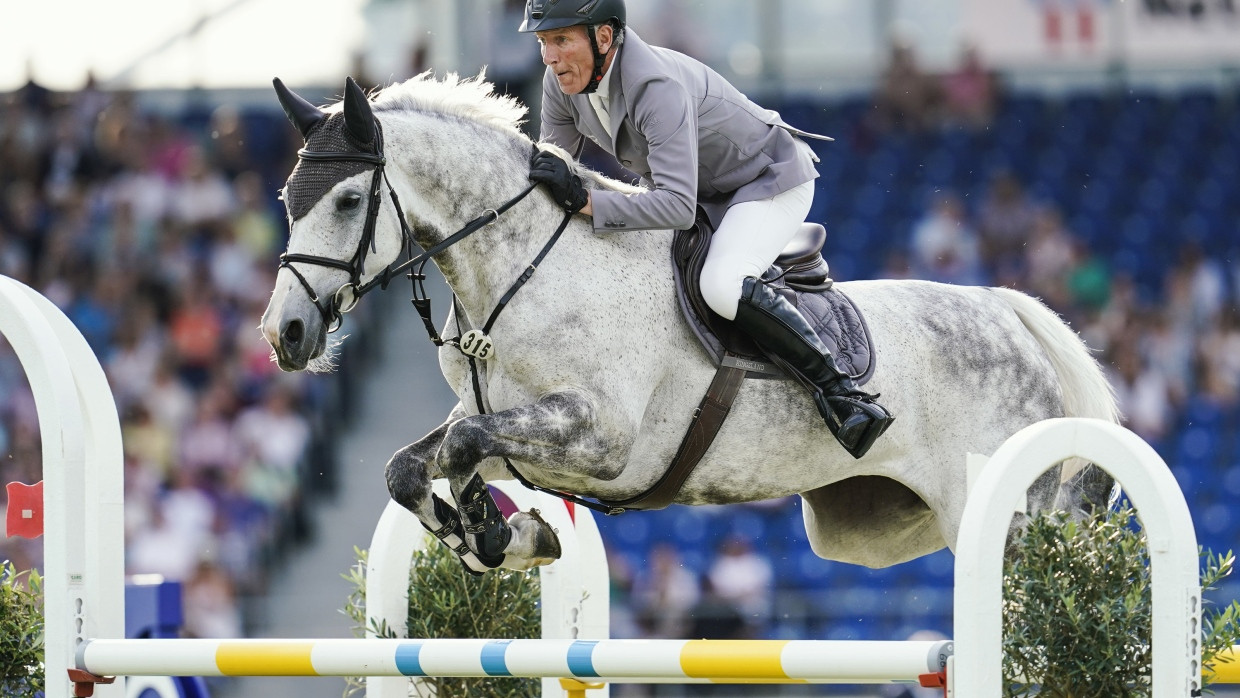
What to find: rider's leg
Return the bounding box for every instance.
[699,181,894,459]
[699,181,815,321]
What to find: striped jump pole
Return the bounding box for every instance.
[73,639,1240,690]
[76,638,953,685]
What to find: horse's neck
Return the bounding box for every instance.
[386,115,547,313]
[386,115,673,329]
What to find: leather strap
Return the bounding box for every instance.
[600,359,748,511]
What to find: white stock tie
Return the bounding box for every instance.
[589,93,612,138]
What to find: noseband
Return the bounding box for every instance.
[277,121,541,334]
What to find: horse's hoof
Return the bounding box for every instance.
[506,509,562,569]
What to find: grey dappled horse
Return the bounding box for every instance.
[260,73,1119,575]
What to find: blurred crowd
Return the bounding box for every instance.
[891,167,1240,452]
[0,76,354,638]
[870,41,1000,136]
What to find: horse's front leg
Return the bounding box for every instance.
[384,403,501,575]
[438,390,607,571]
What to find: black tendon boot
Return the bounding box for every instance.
[733,277,894,458]
[456,474,511,569]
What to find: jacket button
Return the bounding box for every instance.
[622,160,631,166]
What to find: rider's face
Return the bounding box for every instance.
[535,26,611,95]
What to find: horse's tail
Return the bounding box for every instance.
[991,287,1121,507]
[990,287,1119,423]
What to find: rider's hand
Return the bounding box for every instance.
[529,150,589,214]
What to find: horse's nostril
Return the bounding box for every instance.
[282,319,304,345]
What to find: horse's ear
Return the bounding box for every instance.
[273,77,324,140]
[343,77,376,149]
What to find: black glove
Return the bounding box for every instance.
[529,150,589,213]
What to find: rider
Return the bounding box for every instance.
[520,0,893,459]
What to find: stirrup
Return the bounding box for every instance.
[816,393,895,459]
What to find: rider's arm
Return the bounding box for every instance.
[538,70,585,158]
[589,75,697,232]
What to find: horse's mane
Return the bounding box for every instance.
[536,142,647,196]
[340,70,646,196]
[332,70,531,139]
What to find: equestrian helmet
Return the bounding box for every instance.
[518,0,626,33]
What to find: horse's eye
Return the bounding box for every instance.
[337,193,362,211]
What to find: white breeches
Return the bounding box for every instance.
[699,180,816,320]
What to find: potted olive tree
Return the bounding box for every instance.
[1002,504,1240,696]
[343,545,541,698]
[0,560,44,695]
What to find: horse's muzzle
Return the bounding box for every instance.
[264,312,324,372]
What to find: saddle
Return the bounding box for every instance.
[672,209,876,383]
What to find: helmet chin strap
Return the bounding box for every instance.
[578,24,608,95]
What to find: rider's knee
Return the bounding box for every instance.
[698,264,745,320]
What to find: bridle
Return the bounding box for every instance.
[277,120,544,336]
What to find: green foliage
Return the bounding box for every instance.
[1002,505,1240,697]
[0,560,44,695]
[343,544,541,698]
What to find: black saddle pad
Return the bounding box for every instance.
[672,212,877,385]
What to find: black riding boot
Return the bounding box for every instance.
[733,277,894,459]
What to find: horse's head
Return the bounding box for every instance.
[262,77,408,371]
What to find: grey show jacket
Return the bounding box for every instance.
[539,29,829,233]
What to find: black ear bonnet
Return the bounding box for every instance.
[284,115,372,221]
[279,77,380,222]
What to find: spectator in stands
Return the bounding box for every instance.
[872,41,940,134]
[127,488,212,582]
[183,558,243,639]
[121,403,177,481]
[976,170,1038,274]
[167,282,226,390]
[1165,242,1227,331]
[178,383,244,479]
[687,577,748,640]
[1023,205,1077,306]
[1109,344,1176,447]
[230,170,283,262]
[1142,310,1195,402]
[908,191,984,285]
[939,42,998,131]
[235,384,310,510]
[706,536,774,623]
[206,105,252,180]
[1199,307,1240,399]
[631,544,700,638]
[171,144,236,228]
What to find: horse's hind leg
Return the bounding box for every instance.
[436,389,610,571]
[385,403,500,575]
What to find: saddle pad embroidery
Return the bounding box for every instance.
[783,283,876,384]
